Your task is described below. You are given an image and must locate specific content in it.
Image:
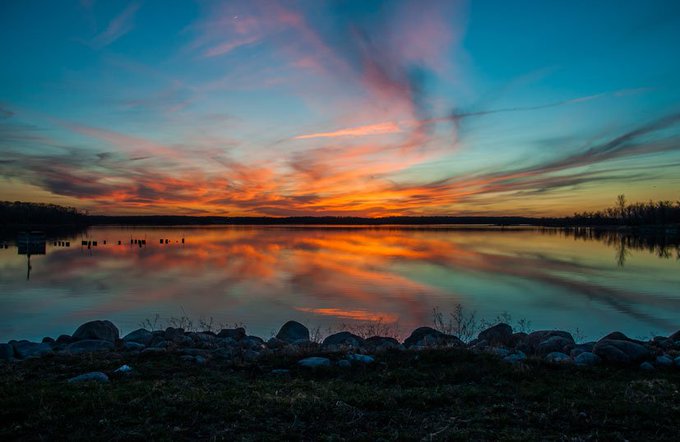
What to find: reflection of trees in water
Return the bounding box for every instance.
[543,227,680,266]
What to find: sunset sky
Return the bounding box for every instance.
[1,0,679,216]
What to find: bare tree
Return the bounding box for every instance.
[616,194,627,220]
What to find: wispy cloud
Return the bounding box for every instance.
[91,2,140,49]
[294,122,401,140]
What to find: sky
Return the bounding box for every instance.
[1,0,679,217]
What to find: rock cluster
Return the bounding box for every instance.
[1,319,679,373]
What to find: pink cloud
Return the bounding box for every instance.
[294,122,402,140]
[91,2,140,49]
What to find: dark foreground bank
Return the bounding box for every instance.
[2,320,680,440]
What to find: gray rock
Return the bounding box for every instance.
[12,341,53,359]
[364,336,401,351]
[123,342,145,351]
[217,327,246,340]
[322,332,364,348]
[347,354,375,364]
[593,339,650,364]
[574,352,601,366]
[570,343,595,358]
[42,336,55,344]
[0,343,14,361]
[56,334,72,344]
[403,327,463,348]
[536,336,574,355]
[545,352,572,364]
[195,355,208,365]
[123,328,153,345]
[188,332,218,347]
[640,361,655,371]
[276,321,310,343]
[674,356,680,368]
[66,339,114,354]
[242,350,260,362]
[503,351,527,364]
[150,340,168,349]
[266,337,288,349]
[211,348,235,359]
[337,360,352,368]
[72,320,119,342]
[525,330,574,352]
[655,355,673,367]
[174,335,194,347]
[511,332,528,347]
[599,331,642,344]
[470,340,489,351]
[141,347,166,355]
[164,327,185,342]
[114,364,133,373]
[654,338,673,350]
[667,329,680,341]
[181,348,210,357]
[68,371,109,383]
[478,323,513,347]
[487,347,511,358]
[241,336,265,349]
[297,356,331,368]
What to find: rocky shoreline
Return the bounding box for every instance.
[2,320,680,380]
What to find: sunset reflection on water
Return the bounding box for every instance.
[1,226,678,341]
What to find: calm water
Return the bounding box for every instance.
[1,226,679,342]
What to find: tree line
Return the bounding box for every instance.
[568,195,680,226]
[0,201,87,226]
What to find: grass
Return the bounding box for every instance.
[1,349,679,440]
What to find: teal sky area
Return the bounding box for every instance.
[1,0,679,216]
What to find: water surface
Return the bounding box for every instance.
[1,226,678,341]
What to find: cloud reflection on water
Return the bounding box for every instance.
[0,226,678,341]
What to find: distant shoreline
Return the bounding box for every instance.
[1,218,679,237]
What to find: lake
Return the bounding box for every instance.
[1,226,678,342]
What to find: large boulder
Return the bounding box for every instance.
[668,330,680,341]
[123,328,153,346]
[276,321,310,343]
[478,323,513,347]
[403,327,463,348]
[593,339,650,364]
[574,352,601,366]
[536,336,575,355]
[297,356,331,368]
[217,327,246,340]
[322,332,364,348]
[524,330,574,350]
[72,320,119,343]
[12,341,52,359]
[545,352,572,364]
[364,336,401,351]
[56,335,73,344]
[599,331,643,344]
[164,327,185,342]
[68,372,109,383]
[66,340,115,354]
[656,355,673,367]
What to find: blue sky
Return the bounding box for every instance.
[1,0,679,215]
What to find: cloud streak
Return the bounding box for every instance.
[90,2,140,49]
[294,122,401,139]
